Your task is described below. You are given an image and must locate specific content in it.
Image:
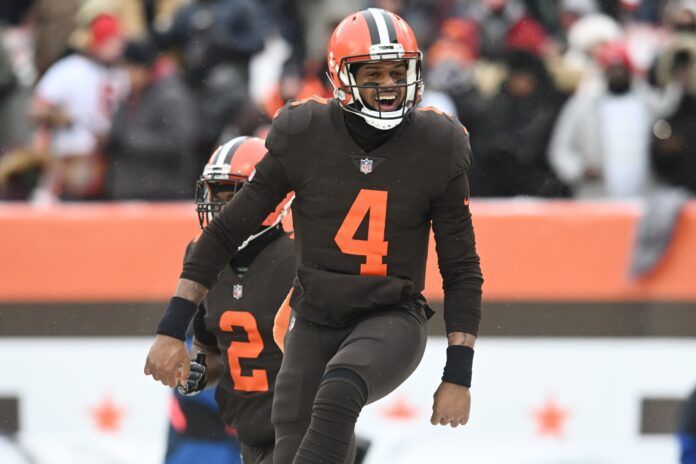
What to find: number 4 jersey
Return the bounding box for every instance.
[190,232,295,447]
[183,98,483,336]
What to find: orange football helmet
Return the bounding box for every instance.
[196,136,294,247]
[327,8,423,130]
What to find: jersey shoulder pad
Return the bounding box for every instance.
[448,115,473,174]
[266,97,330,153]
[414,106,458,146]
[414,107,473,173]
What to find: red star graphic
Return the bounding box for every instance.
[89,396,126,433]
[380,395,420,421]
[532,397,569,438]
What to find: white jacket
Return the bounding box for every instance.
[548,78,682,198]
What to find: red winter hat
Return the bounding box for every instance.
[505,17,549,56]
[89,14,123,49]
[595,41,633,72]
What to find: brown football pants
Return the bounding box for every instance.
[271,299,429,464]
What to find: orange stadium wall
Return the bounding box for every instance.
[1,200,696,303]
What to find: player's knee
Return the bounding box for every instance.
[319,368,368,409]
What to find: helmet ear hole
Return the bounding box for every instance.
[334,87,346,101]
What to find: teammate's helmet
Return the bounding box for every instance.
[195,137,293,244]
[327,8,423,130]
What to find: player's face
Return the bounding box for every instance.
[213,191,235,203]
[206,180,241,206]
[355,61,407,113]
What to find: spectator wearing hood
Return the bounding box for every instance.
[105,40,197,200]
[549,41,683,198]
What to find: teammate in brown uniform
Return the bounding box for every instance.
[167,136,295,464]
[146,8,483,464]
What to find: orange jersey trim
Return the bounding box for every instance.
[272,288,294,352]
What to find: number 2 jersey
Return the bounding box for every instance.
[183,98,483,335]
[189,231,295,447]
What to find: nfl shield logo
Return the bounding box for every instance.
[233,284,243,299]
[360,158,373,175]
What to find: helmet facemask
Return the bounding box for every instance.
[195,176,244,229]
[331,47,423,130]
[195,173,295,251]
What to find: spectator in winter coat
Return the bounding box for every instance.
[105,40,197,200]
[549,41,683,198]
[471,51,568,197]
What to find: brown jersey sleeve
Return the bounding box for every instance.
[431,128,483,335]
[180,151,292,288]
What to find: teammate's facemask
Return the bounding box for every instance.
[327,8,423,131]
[195,136,294,250]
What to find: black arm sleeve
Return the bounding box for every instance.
[431,173,483,336]
[192,303,219,349]
[180,151,292,288]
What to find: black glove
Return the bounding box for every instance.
[177,352,208,396]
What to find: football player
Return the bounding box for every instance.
[161,136,295,464]
[146,8,483,463]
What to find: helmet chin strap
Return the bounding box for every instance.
[237,195,295,251]
[346,70,404,131]
[354,105,403,131]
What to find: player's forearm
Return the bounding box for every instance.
[191,339,224,388]
[447,332,476,348]
[443,288,482,336]
[433,174,484,335]
[174,278,208,305]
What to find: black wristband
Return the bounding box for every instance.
[442,345,474,388]
[156,297,198,341]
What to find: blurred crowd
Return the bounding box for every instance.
[0,0,696,202]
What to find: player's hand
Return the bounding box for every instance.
[144,334,190,388]
[177,353,208,396]
[431,381,471,428]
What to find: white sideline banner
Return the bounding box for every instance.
[0,337,693,463]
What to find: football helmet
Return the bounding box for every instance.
[195,136,293,249]
[327,8,423,130]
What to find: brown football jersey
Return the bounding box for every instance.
[194,233,295,447]
[183,98,483,335]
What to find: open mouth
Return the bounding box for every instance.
[374,92,401,112]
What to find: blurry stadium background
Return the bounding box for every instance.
[1,0,695,463]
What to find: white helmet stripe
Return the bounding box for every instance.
[369,8,391,45]
[214,136,248,166]
[214,140,234,166]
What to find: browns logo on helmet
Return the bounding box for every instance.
[195,136,293,248]
[327,8,423,130]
